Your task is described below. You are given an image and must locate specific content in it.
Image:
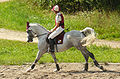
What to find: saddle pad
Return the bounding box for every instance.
[55,31,65,44]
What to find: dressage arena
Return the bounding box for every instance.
[0,63,120,79]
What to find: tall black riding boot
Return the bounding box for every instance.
[49,39,55,52]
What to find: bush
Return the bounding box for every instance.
[25,0,120,13]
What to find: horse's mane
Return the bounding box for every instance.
[29,23,48,32]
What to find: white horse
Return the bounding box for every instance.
[26,23,105,72]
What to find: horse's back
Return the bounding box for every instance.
[64,30,84,40]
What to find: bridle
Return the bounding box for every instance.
[27,30,48,38]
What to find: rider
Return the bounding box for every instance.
[48,5,64,52]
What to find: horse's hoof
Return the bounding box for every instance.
[26,68,32,72]
[83,69,88,72]
[53,69,58,72]
[53,69,60,72]
[100,66,104,70]
[103,69,107,72]
[100,66,103,69]
[100,66,107,72]
[102,68,107,72]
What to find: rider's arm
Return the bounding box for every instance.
[50,22,60,32]
[50,13,62,33]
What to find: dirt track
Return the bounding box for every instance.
[0,63,120,79]
[0,0,9,2]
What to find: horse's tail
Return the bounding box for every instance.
[81,27,96,46]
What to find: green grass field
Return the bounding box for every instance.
[0,39,120,65]
[0,0,120,40]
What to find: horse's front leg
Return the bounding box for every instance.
[26,50,44,72]
[51,52,60,72]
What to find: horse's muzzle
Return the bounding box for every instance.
[27,36,33,42]
[27,39,33,42]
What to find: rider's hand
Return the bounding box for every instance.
[48,31,52,34]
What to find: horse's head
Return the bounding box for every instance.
[26,30,35,42]
[26,22,49,42]
[26,22,37,42]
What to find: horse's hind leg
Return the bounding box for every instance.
[86,49,106,71]
[81,51,89,71]
[76,44,106,71]
[27,50,44,72]
[76,47,89,71]
[51,52,60,72]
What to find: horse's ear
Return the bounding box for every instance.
[26,22,30,30]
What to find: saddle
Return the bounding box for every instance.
[55,31,65,44]
[46,31,65,44]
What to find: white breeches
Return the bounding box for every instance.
[48,26,64,39]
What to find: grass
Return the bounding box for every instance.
[0,39,120,65]
[0,0,54,31]
[0,39,38,65]
[0,0,120,40]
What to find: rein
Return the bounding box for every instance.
[30,30,48,37]
[36,33,48,37]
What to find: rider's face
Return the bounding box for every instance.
[53,11,58,14]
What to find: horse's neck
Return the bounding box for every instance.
[32,25,48,35]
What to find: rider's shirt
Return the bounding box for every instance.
[48,12,64,39]
[55,12,64,29]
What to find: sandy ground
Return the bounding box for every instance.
[0,63,120,79]
[0,0,9,2]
